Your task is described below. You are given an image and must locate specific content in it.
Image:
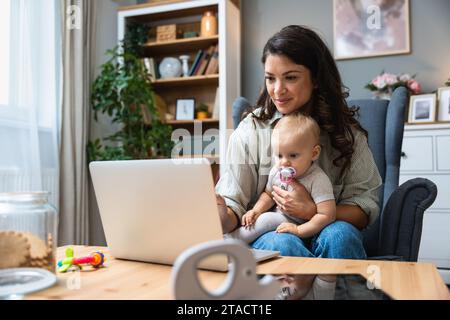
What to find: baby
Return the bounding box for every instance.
[227,113,336,243]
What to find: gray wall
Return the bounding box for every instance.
[89,0,134,246]
[241,0,450,103]
[91,0,135,142]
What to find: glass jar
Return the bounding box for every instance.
[0,192,58,274]
[200,11,217,37]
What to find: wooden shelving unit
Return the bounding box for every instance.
[166,118,219,125]
[118,0,240,174]
[152,74,219,88]
[144,35,219,56]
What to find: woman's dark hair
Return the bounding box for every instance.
[253,25,367,177]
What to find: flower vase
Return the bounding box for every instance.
[201,11,218,37]
[373,91,392,100]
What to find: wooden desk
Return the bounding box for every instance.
[28,246,450,300]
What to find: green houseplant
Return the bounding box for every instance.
[196,102,210,119]
[88,24,173,161]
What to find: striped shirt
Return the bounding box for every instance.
[215,108,382,226]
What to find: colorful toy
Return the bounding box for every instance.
[57,247,106,273]
[279,167,297,191]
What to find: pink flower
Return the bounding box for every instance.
[408,80,421,94]
[399,73,412,82]
[383,73,398,86]
[372,76,386,89]
[367,71,421,95]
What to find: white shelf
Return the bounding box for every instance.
[404,122,450,131]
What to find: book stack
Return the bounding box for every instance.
[188,44,219,77]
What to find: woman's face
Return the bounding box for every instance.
[264,54,314,115]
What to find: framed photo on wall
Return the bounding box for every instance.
[333,0,410,60]
[437,87,450,122]
[175,98,195,120]
[408,94,436,124]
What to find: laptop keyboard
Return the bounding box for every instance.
[251,249,280,262]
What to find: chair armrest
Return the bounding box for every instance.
[378,178,437,261]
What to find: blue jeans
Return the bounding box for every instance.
[251,221,367,259]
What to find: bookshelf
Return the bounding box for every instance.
[118,0,241,175]
[143,35,219,55]
[166,119,219,125]
[152,74,219,88]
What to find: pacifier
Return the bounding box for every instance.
[279,167,296,190]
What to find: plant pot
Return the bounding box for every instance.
[196,111,209,120]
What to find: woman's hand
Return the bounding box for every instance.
[216,194,239,233]
[272,180,316,220]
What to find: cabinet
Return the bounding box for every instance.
[400,123,450,284]
[118,0,241,176]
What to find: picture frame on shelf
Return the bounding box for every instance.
[176,98,195,120]
[408,94,436,124]
[437,87,450,122]
[333,0,410,60]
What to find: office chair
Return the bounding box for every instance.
[231,87,437,262]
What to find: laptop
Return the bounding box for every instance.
[89,158,279,271]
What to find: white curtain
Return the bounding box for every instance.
[59,0,98,246]
[0,0,61,208]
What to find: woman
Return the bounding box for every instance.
[216,25,382,260]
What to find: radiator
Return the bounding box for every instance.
[0,168,59,208]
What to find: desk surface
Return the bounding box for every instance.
[28,246,450,300]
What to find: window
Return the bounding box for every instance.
[0,0,59,128]
[0,0,60,207]
[0,0,10,106]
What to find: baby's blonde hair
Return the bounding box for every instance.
[273,113,321,145]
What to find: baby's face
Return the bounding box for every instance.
[272,129,320,178]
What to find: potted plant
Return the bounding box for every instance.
[88,24,174,161]
[196,103,210,120]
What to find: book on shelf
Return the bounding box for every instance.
[189,50,203,76]
[143,57,157,81]
[195,45,216,76]
[191,50,208,76]
[205,45,219,75]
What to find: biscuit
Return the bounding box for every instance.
[0,231,31,269]
[22,232,48,260]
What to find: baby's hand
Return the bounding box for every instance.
[276,222,299,236]
[241,210,259,227]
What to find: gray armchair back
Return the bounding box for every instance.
[349,88,406,209]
